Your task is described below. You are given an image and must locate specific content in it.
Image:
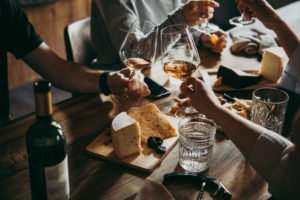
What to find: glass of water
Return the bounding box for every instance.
[178,116,216,172]
[251,87,289,135]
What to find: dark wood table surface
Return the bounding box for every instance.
[1,2,299,200]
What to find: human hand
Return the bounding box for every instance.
[182,0,219,26]
[107,68,150,97]
[237,0,279,29]
[200,30,228,53]
[179,77,220,117]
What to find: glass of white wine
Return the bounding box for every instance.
[112,20,158,106]
[229,6,255,27]
[161,24,201,118]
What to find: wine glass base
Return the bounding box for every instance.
[111,94,145,108]
[175,106,200,118]
[229,16,256,27]
[196,23,219,34]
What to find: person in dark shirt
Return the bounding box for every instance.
[0,0,150,120]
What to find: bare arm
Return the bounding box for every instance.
[23,42,150,97]
[238,0,300,57]
[23,42,101,93]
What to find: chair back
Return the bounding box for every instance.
[64,17,97,65]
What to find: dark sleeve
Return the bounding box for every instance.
[6,0,43,59]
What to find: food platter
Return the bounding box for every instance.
[86,115,179,172]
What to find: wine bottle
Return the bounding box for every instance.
[26,80,70,200]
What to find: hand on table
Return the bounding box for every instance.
[107,68,150,98]
[200,30,228,53]
[182,0,219,26]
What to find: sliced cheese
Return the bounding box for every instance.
[259,47,286,83]
[111,112,142,159]
[128,103,176,143]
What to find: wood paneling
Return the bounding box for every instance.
[8,0,91,89]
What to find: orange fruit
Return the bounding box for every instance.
[210,34,219,45]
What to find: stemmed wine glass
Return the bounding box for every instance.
[195,0,219,34]
[160,24,201,118]
[112,20,158,106]
[229,6,255,26]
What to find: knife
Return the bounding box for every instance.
[163,172,232,200]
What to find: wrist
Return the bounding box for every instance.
[99,72,111,96]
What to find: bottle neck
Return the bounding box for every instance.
[34,91,53,122]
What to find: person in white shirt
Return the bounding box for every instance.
[91,0,228,66]
[179,1,300,199]
[238,0,300,95]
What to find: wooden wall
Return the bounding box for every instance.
[8,0,91,89]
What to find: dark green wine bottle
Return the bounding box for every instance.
[26,80,69,200]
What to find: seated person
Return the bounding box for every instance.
[0,0,150,120]
[91,0,228,66]
[238,0,300,94]
[179,1,300,199]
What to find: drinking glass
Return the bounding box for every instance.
[178,116,216,172]
[160,24,200,118]
[251,87,289,135]
[112,20,158,105]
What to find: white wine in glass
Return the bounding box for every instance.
[112,20,158,106]
[161,24,200,117]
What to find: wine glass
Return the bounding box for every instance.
[229,6,255,27]
[195,0,219,34]
[160,24,200,118]
[112,20,158,106]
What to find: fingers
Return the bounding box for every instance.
[200,31,228,53]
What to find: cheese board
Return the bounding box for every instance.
[86,115,179,172]
[199,69,278,92]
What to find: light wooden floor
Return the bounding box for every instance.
[9,81,71,119]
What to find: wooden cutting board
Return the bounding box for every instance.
[199,69,278,92]
[86,115,179,172]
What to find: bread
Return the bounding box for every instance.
[128,103,177,143]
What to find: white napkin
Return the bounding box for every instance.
[230,27,277,55]
[134,178,175,200]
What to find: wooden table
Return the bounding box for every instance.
[1,2,299,200]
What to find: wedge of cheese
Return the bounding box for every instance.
[111,112,142,159]
[259,47,286,83]
[128,103,176,143]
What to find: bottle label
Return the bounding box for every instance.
[45,156,70,200]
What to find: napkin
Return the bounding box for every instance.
[134,178,175,200]
[230,27,277,55]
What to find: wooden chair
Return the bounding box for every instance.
[64,17,97,65]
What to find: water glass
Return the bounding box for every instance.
[251,87,289,134]
[178,116,216,172]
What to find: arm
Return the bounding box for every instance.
[93,0,220,52]
[23,43,150,96]
[238,0,300,57]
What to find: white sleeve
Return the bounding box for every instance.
[280,44,300,94]
[249,130,298,199]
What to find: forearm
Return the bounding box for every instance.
[206,105,262,158]
[270,17,300,58]
[23,43,101,93]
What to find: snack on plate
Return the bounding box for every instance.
[259,47,286,83]
[111,112,142,159]
[218,96,252,119]
[169,97,190,116]
[128,103,177,143]
[210,34,219,45]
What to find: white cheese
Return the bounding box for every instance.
[259,47,286,83]
[111,112,142,159]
